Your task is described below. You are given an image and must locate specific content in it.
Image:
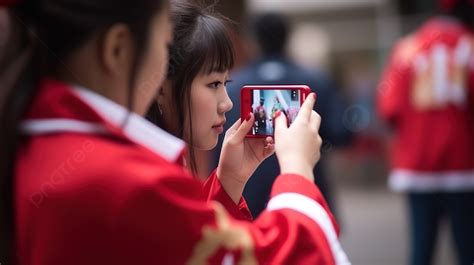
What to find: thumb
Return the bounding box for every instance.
[274,110,288,134]
[231,112,254,141]
[225,117,242,137]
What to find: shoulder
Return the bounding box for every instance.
[391,34,419,65]
[80,134,189,186]
[19,133,191,202]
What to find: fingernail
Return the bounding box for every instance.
[274,110,281,119]
[245,113,251,121]
[312,93,317,100]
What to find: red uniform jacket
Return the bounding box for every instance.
[377,17,474,192]
[15,79,350,264]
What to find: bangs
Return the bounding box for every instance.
[192,15,235,74]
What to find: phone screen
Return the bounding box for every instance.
[251,89,301,136]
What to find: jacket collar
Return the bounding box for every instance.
[21,78,186,163]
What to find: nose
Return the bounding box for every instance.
[218,88,233,114]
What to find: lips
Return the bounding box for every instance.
[212,119,226,133]
[212,119,226,128]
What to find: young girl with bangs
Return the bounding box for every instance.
[0,0,349,264]
[146,0,275,211]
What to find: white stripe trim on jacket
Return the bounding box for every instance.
[389,169,474,192]
[267,192,351,265]
[20,85,185,163]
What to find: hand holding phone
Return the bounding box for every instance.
[240,85,313,137]
[274,92,322,181]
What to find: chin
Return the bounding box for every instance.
[194,137,218,151]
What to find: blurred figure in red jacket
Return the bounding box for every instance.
[377,0,474,264]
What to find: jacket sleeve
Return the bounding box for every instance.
[377,41,413,127]
[202,168,253,221]
[114,168,351,265]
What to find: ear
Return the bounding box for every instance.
[100,24,134,77]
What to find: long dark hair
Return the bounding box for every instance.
[0,0,164,263]
[146,0,235,175]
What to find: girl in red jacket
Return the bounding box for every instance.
[145,0,275,213]
[0,0,349,264]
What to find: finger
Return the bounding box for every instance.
[264,144,274,150]
[263,143,275,157]
[225,116,243,136]
[263,137,273,149]
[274,110,288,134]
[310,110,322,132]
[264,141,274,149]
[232,112,254,140]
[264,146,275,158]
[294,93,316,123]
[265,136,274,145]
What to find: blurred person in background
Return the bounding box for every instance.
[377,0,474,264]
[213,12,352,217]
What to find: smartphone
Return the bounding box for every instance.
[240,85,312,137]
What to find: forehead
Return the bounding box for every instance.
[198,70,229,79]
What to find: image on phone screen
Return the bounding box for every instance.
[251,89,301,135]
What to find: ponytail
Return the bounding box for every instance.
[0,4,41,264]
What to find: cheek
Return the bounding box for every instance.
[187,99,204,136]
[188,91,213,135]
[190,89,214,123]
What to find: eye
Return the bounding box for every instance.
[207,81,222,89]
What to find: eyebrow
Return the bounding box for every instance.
[206,71,229,79]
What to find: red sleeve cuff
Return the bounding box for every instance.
[202,169,253,221]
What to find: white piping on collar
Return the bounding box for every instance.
[21,119,108,135]
[21,85,185,163]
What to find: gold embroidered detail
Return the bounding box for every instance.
[187,202,257,265]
